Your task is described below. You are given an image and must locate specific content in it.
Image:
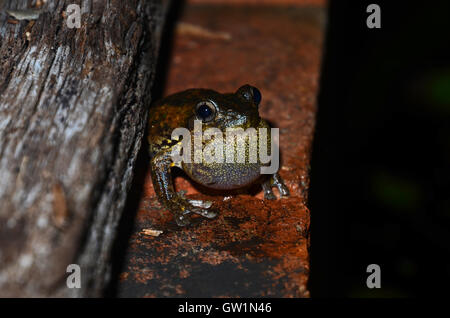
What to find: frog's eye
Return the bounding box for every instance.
[236,84,262,107]
[195,100,217,122]
[252,87,261,106]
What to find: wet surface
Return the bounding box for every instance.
[115,3,325,297]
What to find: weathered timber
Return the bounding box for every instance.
[0,0,169,297]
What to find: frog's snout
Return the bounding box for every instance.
[226,109,260,128]
[225,112,248,127]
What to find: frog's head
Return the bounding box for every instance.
[187,84,263,132]
[178,85,271,190]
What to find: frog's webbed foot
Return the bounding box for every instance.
[177,191,217,218]
[262,172,290,200]
[173,211,191,227]
[170,196,217,226]
[189,199,214,211]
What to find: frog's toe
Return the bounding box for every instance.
[186,199,217,219]
[264,189,277,200]
[262,179,277,200]
[188,199,213,209]
[174,213,191,226]
[174,198,217,223]
[190,204,217,219]
[262,173,290,200]
[198,208,217,219]
[272,173,290,198]
[277,183,290,197]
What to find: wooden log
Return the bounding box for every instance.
[0,0,170,297]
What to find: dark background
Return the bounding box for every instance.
[310,0,450,296]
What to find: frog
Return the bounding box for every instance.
[147,84,289,226]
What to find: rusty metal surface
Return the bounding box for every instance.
[115,4,325,298]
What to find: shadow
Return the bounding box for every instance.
[150,1,187,102]
[309,0,450,297]
[308,0,339,298]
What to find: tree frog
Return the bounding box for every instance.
[147,85,289,226]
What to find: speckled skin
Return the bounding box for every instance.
[148,85,289,226]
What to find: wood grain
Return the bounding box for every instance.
[0,0,169,297]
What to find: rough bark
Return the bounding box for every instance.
[0,0,169,297]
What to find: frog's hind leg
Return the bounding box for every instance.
[262,172,290,200]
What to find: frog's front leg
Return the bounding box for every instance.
[262,172,290,200]
[150,146,217,226]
